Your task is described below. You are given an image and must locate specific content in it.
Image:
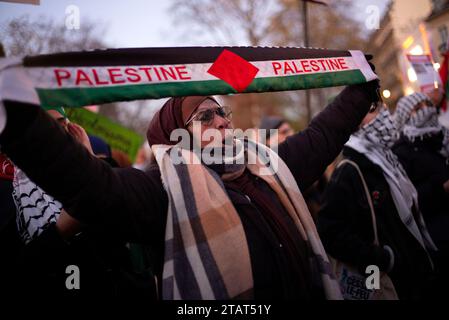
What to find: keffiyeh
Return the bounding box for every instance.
[13,168,62,244]
[395,93,449,157]
[346,108,437,257]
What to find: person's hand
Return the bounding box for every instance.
[443,179,449,194]
[352,54,381,106]
[365,54,381,103]
[365,54,376,73]
[351,79,381,107]
[383,245,395,273]
[0,103,6,135]
[366,80,381,104]
[56,209,82,241]
[67,122,94,155]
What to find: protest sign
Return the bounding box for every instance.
[65,108,144,162]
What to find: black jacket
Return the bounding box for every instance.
[1,173,157,298]
[0,84,373,299]
[318,147,434,300]
[393,133,449,252]
[0,178,23,293]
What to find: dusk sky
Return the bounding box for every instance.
[0,0,390,48]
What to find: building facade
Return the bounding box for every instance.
[366,0,438,108]
[426,0,449,63]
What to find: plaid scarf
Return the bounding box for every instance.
[152,139,342,300]
[346,109,437,257]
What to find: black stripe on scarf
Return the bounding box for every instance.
[173,158,229,299]
[23,47,352,67]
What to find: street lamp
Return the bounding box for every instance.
[299,0,328,123]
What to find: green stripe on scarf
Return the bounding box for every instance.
[36,70,364,108]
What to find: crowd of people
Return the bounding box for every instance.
[0,57,448,300]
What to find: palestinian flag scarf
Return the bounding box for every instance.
[0,46,376,108]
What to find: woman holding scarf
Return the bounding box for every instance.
[318,104,437,300]
[0,79,379,299]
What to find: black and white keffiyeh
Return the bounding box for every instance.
[346,108,437,255]
[403,105,440,141]
[394,93,432,133]
[13,168,62,244]
[395,92,449,157]
[394,92,449,160]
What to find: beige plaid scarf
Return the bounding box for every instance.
[152,139,342,300]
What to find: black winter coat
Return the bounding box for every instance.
[0,84,372,299]
[318,147,434,300]
[393,133,449,252]
[1,174,157,298]
[0,178,23,293]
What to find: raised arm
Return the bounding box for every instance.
[0,100,167,245]
[277,82,377,190]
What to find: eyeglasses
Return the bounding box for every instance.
[185,106,232,127]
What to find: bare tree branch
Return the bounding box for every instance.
[169,0,367,129]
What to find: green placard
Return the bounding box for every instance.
[65,108,144,162]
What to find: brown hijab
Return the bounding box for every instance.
[146,96,219,146]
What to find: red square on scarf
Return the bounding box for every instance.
[207,49,259,93]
